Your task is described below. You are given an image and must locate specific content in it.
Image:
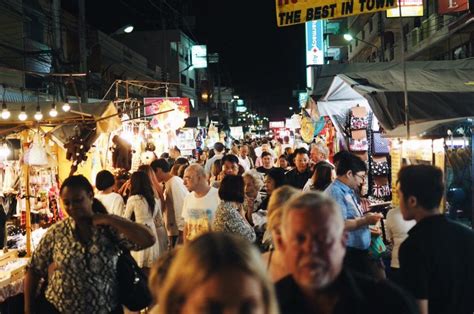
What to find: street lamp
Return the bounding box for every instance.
[344,33,383,62]
[111,24,134,36]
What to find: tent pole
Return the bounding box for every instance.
[21,130,32,257]
[398,1,410,139]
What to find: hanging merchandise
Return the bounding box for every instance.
[145,98,189,132]
[300,116,315,143]
[64,126,98,176]
[26,134,48,167]
[372,132,390,155]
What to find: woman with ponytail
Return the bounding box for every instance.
[24,175,155,314]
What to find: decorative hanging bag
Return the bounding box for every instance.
[27,133,48,166]
[372,132,390,155]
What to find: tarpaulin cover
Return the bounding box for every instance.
[313,58,474,130]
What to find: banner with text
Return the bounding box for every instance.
[276,0,398,27]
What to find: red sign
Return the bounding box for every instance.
[144,97,190,130]
[438,0,469,14]
[144,97,190,116]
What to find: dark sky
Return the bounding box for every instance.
[82,0,306,119]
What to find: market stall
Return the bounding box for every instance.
[315,63,474,226]
[0,100,120,307]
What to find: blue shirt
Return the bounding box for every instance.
[325,179,370,250]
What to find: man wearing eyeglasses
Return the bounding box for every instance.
[325,152,383,278]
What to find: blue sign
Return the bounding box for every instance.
[305,21,325,66]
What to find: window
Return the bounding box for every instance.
[189,78,195,88]
[355,38,359,47]
[349,44,352,53]
[369,19,373,33]
[181,74,187,85]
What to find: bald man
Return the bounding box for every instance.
[182,164,220,243]
[275,192,417,314]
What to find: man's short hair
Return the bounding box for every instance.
[261,151,272,159]
[151,158,171,173]
[294,147,308,156]
[335,152,367,176]
[222,154,239,165]
[312,143,329,159]
[214,142,225,153]
[398,165,444,210]
[95,170,115,191]
[173,146,181,154]
[281,191,344,236]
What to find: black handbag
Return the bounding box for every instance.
[116,246,152,311]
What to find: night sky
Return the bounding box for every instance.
[81,0,306,119]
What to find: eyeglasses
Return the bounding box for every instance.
[354,173,366,182]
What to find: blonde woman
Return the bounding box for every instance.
[156,232,279,314]
[261,186,299,282]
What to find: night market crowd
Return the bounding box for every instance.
[23,137,474,314]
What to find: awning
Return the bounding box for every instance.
[384,117,474,138]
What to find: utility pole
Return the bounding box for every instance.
[78,0,88,103]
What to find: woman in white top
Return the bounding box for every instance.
[385,206,416,282]
[138,164,168,254]
[125,171,162,271]
[94,170,125,216]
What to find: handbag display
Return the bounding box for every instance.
[350,116,369,130]
[350,130,368,152]
[116,247,152,311]
[371,156,390,176]
[372,132,390,155]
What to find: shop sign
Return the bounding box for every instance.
[306,21,325,66]
[144,97,190,130]
[438,0,469,14]
[276,0,397,27]
[387,0,423,17]
[191,45,208,69]
[270,121,285,128]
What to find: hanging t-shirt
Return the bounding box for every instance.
[181,187,220,241]
[95,192,125,217]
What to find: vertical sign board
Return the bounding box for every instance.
[191,45,208,69]
[305,20,325,88]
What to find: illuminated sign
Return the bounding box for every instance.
[438,0,469,14]
[270,121,285,128]
[236,106,247,113]
[387,0,423,17]
[276,0,397,27]
[191,45,208,69]
[306,21,325,65]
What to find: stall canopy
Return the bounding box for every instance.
[315,58,474,132]
[0,101,121,145]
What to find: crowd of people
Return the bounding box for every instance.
[24,137,474,314]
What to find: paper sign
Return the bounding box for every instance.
[276,0,397,27]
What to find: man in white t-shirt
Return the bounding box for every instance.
[182,164,220,243]
[238,144,254,172]
[151,158,188,248]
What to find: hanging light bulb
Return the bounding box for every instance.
[18,88,27,121]
[18,105,27,121]
[49,102,58,117]
[62,98,70,112]
[33,91,42,121]
[1,102,10,120]
[34,105,43,121]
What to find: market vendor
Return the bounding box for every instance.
[24,175,155,313]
